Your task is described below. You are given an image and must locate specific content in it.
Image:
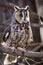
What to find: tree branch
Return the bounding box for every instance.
[0,45,43,58]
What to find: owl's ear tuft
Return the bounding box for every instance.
[25,5,30,11]
[14,5,20,12]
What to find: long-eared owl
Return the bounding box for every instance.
[1,5,33,65]
[1,5,33,48]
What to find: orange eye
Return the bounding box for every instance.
[17,12,21,17]
[18,13,21,17]
[15,11,22,22]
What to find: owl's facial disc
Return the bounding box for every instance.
[14,5,30,24]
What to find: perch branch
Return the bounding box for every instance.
[0,45,43,58]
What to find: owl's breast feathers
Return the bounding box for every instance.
[1,23,33,48]
[10,23,33,47]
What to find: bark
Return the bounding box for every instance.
[0,44,43,58]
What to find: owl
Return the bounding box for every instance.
[1,5,33,65]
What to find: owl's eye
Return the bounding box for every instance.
[15,11,22,22]
[18,13,21,17]
[26,11,29,17]
[18,12,23,17]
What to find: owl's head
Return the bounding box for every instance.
[14,5,30,24]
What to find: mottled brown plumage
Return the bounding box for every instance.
[1,5,33,65]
